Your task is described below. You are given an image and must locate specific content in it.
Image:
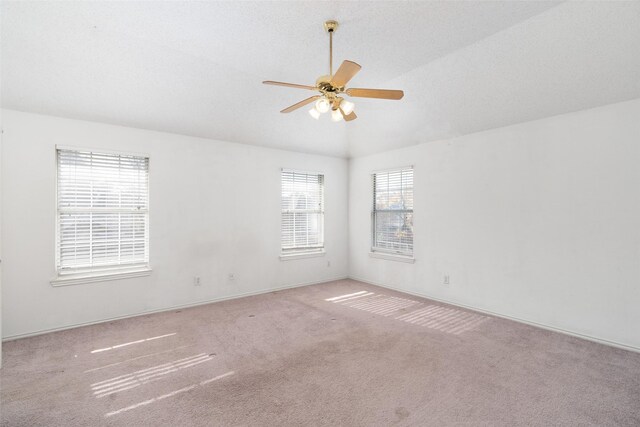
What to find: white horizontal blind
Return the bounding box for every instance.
[56,148,149,275]
[281,170,324,254]
[372,167,414,255]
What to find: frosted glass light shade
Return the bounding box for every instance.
[331,109,343,122]
[315,98,330,113]
[340,99,355,115]
[308,107,321,120]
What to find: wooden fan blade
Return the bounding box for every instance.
[280,96,320,113]
[340,108,357,122]
[330,60,362,88]
[263,81,317,91]
[346,88,404,100]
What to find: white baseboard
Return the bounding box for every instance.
[6,274,639,355]
[2,276,348,342]
[350,276,640,354]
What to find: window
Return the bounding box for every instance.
[372,167,414,257]
[281,169,324,256]
[56,147,150,279]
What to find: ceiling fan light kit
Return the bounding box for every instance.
[308,108,321,120]
[340,99,355,115]
[315,98,331,113]
[263,20,404,123]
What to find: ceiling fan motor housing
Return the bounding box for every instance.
[316,76,342,94]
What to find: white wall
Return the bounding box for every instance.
[0,109,349,339]
[350,98,640,350]
[0,108,3,365]
[3,98,640,351]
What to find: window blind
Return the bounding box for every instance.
[281,170,324,254]
[56,148,149,275]
[372,167,413,256]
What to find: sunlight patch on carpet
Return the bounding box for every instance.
[396,305,489,334]
[92,353,213,398]
[104,371,235,417]
[327,292,421,316]
[91,333,177,354]
[84,345,192,373]
[326,292,490,334]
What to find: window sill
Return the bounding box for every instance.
[369,252,415,263]
[280,250,326,261]
[51,267,152,287]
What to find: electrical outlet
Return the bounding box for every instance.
[228,273,235,281]
[443,275,450,286]
[194,276,201,286]
[327,261,331,267]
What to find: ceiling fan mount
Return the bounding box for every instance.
[263,20,404,122]
[323,20,338,33]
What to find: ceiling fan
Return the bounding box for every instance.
[263,20,404,122]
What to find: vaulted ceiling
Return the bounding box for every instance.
[2,1,639,158]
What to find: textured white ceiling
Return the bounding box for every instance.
[2,1,639,158]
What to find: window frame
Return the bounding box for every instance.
[280,168,326,260]
[371,166,414,260]
[51,145,152,286]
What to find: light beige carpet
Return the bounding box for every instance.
[2,279,639,426]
